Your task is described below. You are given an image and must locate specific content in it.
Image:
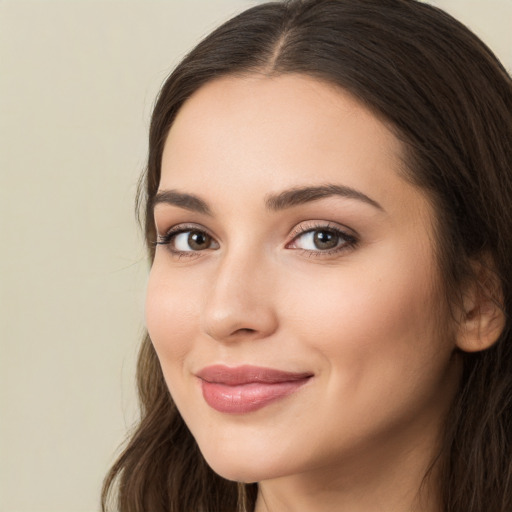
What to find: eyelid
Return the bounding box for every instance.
[155,223,219,255]
[286,220,359,255]
[156,222,213,240]
[154,220,358,258]
[287,220,358,241]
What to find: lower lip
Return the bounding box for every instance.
[200,378,311,414]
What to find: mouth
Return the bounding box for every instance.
[196,365,313,414]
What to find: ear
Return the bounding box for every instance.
[455,259,506,353]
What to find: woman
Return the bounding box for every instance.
[102,1,512,511]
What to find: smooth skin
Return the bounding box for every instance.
[146,74,485,512]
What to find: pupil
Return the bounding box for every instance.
[189,231,209,250]
[314,230,338,249]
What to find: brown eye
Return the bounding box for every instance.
[186,230,213,251]
[293,228,342,251]
[157,227,219,253]
[288,225,357,255]
[313,230,339,250]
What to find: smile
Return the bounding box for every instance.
[196,365,313,414]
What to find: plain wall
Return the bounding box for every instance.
[1,1,510,511]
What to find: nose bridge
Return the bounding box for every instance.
[201,243,277,342]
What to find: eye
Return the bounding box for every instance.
[174,230,214,251]
[156,226,219,254]
[295,229,339,250]
[287,223,357,254]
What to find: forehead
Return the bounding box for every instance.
[164,74,403,169]
[160,73,429,223]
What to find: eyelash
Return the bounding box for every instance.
[155,223,215,259]
[288,221,358,257]
[155,222,358,259]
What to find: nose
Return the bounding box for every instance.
[201,250,279,343]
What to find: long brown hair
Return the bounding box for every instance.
[102,1,512,511]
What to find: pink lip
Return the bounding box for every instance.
[196,365,313,414]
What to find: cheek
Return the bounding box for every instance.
[272,258,454,459]
[280,246,449,395]
[145,262,199,369]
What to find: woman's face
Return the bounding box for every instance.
[146,74,460,484]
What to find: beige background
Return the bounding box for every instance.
[1,1,510,511]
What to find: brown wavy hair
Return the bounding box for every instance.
[102,1,512,511]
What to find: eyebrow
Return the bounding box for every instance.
[152,190,212,215]
[265,184,384,212]
[153,184,384,214]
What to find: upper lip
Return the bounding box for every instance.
[196,365,314,385]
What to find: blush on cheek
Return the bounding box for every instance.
[145,276,193,366]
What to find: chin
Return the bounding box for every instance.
[199,445,288,484]
[202,455,259,483]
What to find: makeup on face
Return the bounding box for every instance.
[196,365,314,414]
[146,74,459,487]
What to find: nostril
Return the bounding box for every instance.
[234,328,257,335]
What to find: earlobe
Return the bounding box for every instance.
[455,262,506,353]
